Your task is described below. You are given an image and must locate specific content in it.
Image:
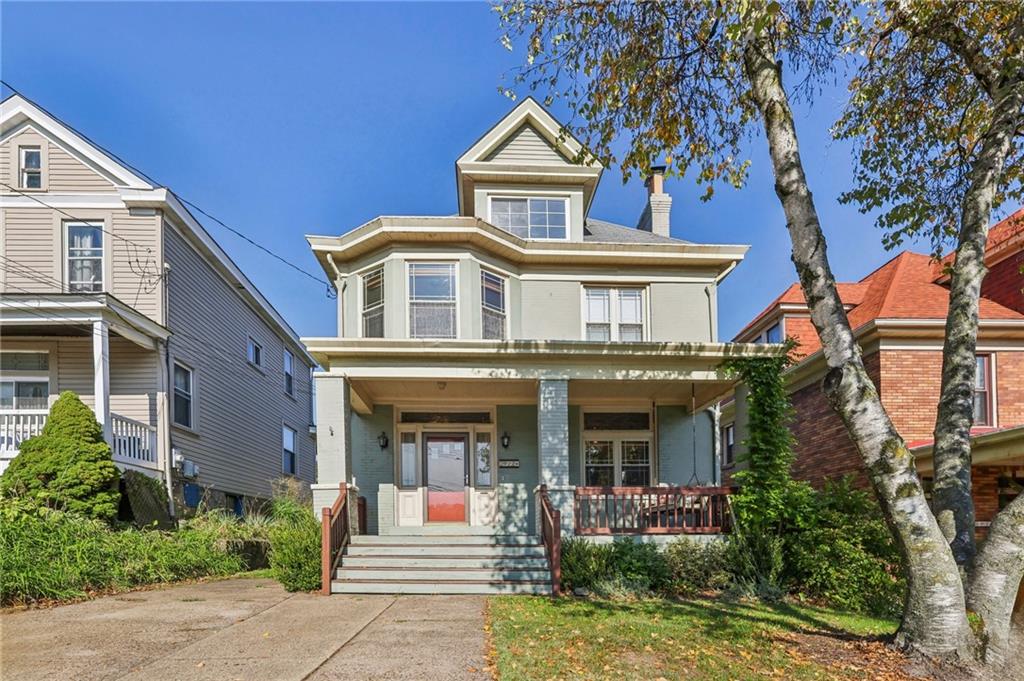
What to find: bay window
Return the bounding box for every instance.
[362,268,385,338]
[481,270,506,340]
[490,197,567,240]
[584,287,645,342]
[408,262,456,339]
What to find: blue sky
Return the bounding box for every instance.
[2,2,915,339]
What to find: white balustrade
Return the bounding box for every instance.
[110,413,158,469]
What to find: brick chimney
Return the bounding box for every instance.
[636,165,671,238]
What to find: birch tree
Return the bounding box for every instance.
[498,0,1023,663]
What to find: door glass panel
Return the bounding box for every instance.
[475,432,493,487]
[425,434,467,522]
[400,432,417,487]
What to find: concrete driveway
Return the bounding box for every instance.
[0,578,491,681]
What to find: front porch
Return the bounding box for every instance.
[0,293,170,475]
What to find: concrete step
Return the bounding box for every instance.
[341,556,550,569]
[344,544,547,558]
[331,580,552,595]
[380,525,509,536]
[337,567,551,581]
[351,534,540,546]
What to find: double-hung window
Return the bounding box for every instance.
[20,146,42,189]
[362,268,385,337]
[722,424,736,467]
[582,411,653,486]
[247,338,262,367]
[408,262,456,339]
[481,270,506,340]
[173,363,194,428]
[584,287,645,342]
[974,355,994,426]
[66,222,104,293]
[0,352,49,410]
[283,350,294,396]
[282,425,297,476]
[490,197,567,240]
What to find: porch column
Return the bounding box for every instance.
[537,378,574,536]
[311,374,354,525]
[92,320,111,444]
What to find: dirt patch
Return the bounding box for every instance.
[769,629,933,680]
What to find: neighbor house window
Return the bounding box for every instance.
[481,270,506,340]
[490,197,567,240]
[172,363,194,428]
[282,425,297,475]
[362,267,385,337]
[408,262,456,339]
[66,222,104,292]
[19,146,42,189]
[1,353,50,410]
[247,338,262,367]
[974,355,994,426]
[756,322,783,344]
[584,287,645,342]
[722,424,736,467]
[283,350,294,396]
[582,410,653,486]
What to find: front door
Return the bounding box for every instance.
[425,433,468,522]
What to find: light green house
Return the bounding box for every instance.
[303,99,776,594]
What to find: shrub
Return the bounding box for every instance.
[0,392,120,522]
[0,505,244,605]
[267,479,321,591]
[560,537,669,597]
[725,531,786,602]
[561,537,612,592]
[664,537,731,596]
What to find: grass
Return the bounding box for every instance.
[487,596,904,681]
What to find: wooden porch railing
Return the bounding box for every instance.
[320,483,351,596]
[538,485,562,596]
[574,486,734,535]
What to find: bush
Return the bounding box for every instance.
[266,480,321,591]
[725,531,786,602]
[560,537,669,598]
[0,506,244,605]
[664,538,732,596]
[0,392,120,522]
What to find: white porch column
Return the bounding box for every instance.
[537,378,574,536]
[92,320,111,444]
[311,374,354,524]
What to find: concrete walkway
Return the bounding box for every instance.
[0,578,491,681]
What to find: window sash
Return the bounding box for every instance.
[409,263,456,339]
[173,364,193,428]
[362,268,385,338]
[490,197,567,240]
[20,147,41,188]
[283,350,294,395]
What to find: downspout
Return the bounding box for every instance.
[705,260,737,342]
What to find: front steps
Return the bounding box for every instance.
[332,533,553,595]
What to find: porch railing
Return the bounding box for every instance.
[538,485,562,596]
[574,486,734,535]
[0,409,48,455]
[321,483,351,596]
[111,413,159,470]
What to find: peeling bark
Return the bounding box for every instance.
[930,24,1024,571]
[742,38,973,658]
[967,494,1024,663]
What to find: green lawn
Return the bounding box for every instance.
[487,596,906,681]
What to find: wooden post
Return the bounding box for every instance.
[551,507,561,596]
[320,507,332,596]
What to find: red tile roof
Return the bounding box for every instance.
[735,209,1024,357]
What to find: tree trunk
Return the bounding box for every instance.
[931,56,1024,571]
[967,493,1024,663]
[741,38,974,658]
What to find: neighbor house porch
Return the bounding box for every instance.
[0,293,171,475]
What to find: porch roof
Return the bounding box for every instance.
[912,424,1024,473]
[0,292,170,350]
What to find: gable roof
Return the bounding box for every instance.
[0,93,317,367]
[455,97,603,218]
[734,231,1024,355]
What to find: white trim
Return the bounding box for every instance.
[486,194,571,242]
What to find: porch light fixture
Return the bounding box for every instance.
[377,432,389,450]
[501,432,511,449]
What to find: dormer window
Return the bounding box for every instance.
[20,146,42,189]
[489,197,567,240]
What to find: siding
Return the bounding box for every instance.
[519,280,581,340]
[657,405,715,485]
[649,282,714,342]
[164,223,316,499]
[52,337,158,425]
[484,124,567,164]
[1,208,55,292]
[47,143,117,193]
[110,210,161,319]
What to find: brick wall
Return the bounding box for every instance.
[878,350,944,442]
[981,250,1024,314]
[973,466,1005,525]
[996,352,1024,427]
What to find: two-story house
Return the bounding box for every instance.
[0,94,317,515]
[304,98,777,594]
[721,210,1024,534]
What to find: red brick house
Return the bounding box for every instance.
[721,210,1024,532]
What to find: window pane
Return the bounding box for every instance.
[621,466,650,486]
[586,289,610,322]
[363,269,384,308]
[622,441,650,465]
[400,411,492,424]
[482,272,505,311]
[409,263,455,300]
[409,302,456,338]
[14,382,48,409]
[975,356,988,389]
[586,323,611,342]
[482,307,506,340]
[363,307,384,338]
[619,290,643,324]
[22,148,41,169]
[247,340,261,366]
[476,432,493,487]
[284,351,293,374]
[619,324,643,342]
[283,426,296,453]
[1,352,48,371]
[400,432,417,486]
[973,393,990,425]
[173,365,191,394]
[585,440,614,465]
[766,323,782,344]
[173,393,192,428]
[584,412,649,431]
[585,466,615,486]
[0,383,13,409]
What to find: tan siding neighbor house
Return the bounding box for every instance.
[0,94,316,515]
